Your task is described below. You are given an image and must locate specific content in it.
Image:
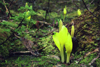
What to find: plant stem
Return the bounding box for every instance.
[60,46,64,63]
[63,14,65,22]
[66,52,70,63]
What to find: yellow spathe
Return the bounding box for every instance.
[53,19,73,63]
[65,33,73,63]
[59,20,63,32]
[71,25,74,38]
[53,26,68,51]
[63,6,67,15]
[58,26,68,45]
[77,9,81,16]
[53,25,68,63]
[25,11,31,22]
[27,16,31,21]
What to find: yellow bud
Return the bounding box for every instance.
[63,6,67,15]
[77,9,81,16]
[26,16,31,22]
[71,20,74,38]
[59,19,63,32]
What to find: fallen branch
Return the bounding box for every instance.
[84,48,99,57]
[11,51,31,55]
[21,37,40,57]
[88,53,100,65]
[82,0,99,21]
[3,0,8,13]
[76,48,99,64]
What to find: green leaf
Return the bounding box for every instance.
[29,5,32,10]
[30,19,37,24]
[11,43,14,45]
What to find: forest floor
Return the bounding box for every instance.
[1,10,100,67]
[0,1,100,67]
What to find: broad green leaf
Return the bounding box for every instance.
[29,5,32,10]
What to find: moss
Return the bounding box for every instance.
[68,63,80,67]
[38,35,59,55]
[95,58,100,66]
[79,52,97,64]
[4,55,60,67]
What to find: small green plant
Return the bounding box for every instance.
[53,19,73,63]
[0,2,37,57]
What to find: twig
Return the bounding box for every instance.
[88,54,100,65]
[3,0,8,13]
[82,0,99,21]
[71,0,79,9]
[12,51,31,54]
[76,48,99,64]
[84,48,99,57]
[45,0,50,21]
[14,33,21,38]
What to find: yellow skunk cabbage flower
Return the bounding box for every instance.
[26,16,31,28]
[53,26,68,63]
[26,16,31,22]
[77,9,81,16]
[53,19,73,63]
[58,26,68,45]
[25,11,31,22]
[63,6,67,22]
[25,11,31,28]
[71,20,74,38]
[59,19,63,32]
[65,33,73,63]
[53,24,68,63]
[63,6,67,15]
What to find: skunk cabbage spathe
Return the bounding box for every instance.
[77,9,81,16]
[71,20,74,38]
[53,20,73,63]
[65,33,73,63]
[53,25,68,63]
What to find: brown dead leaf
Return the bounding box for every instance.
[21,37,39,56]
